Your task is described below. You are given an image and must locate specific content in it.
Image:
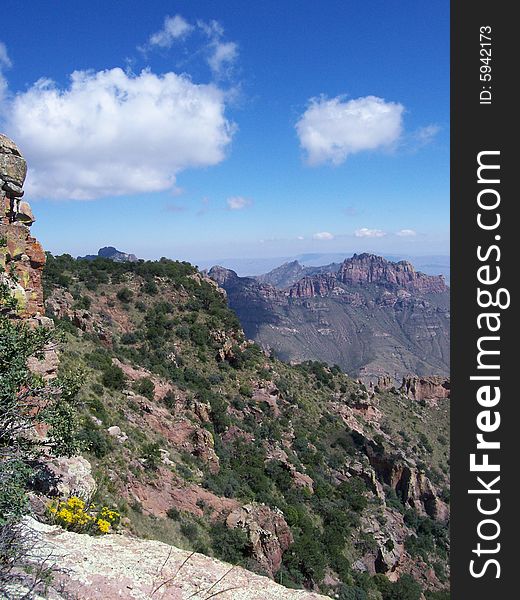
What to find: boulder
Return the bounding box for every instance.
[33,456,97,503]
[0,133,27,188]
[16,200,35,224]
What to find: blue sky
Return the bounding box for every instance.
[0,0,449,266]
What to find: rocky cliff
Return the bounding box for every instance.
[0,135,46,321]
[209,257,450,380]
[80,246,139,263]
[336,254,448,295]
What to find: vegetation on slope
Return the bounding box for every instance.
[0,281,82,594]
[39,254,450,600]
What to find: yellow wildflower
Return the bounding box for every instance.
[66,496,85,510]
[97,519,110,534]
[57,508,74,523]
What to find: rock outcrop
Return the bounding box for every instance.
[1,133,28,205]
[1,134,45,319]
[20,517,330,600]
[400,376,450,405]
[31,456,97,506]
[226,503,294,577]
[366,449,449,524]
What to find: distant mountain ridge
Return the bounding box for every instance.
[208,253,450,380]
[79,246,138,263]
[256,253,448,293]
[196,253,450,283]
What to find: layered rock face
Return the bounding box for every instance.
[400,376,450,405]
[288,274,336,299]
[336,253,448,294]
[281,254,448,299]
[1,134,46,319]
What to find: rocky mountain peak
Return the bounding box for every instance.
[337,253,448,293]
[80,246,138,262]
[256,259,305,288]
[207,265,240,286]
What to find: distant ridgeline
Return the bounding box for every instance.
[79,246,138,263]
[208,253,450,381]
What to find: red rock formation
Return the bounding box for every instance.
[288,274,336,298]
[366,448,449,524]
[400,376,450,405]
[0,219,46,319]
[226,503,294,577]
[337,253,448,294]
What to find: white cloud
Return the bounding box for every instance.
[146,15,193,49]
[4,67,235,200]
[313,231,335,240]
[296,95,404,166]
[396,229,417,237]
[208,41,238,77]
[413,124,440,147]
[355,228,386,238]
[197,19,238,77]
[140,16,238,79]
[227,196,251,210]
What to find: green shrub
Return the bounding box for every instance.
[374,573,422,600]
[121,332,138,345]
[101,364,125,390]
[134,377,155,400]
[141,442,162,470]
[425,591,450,600]
[166,507,181,520]
[78,423,114,458]
[116,288,133,303]
[142,280,158,295]
[210,523,250,564]
[239,384,253,398]
[0,304,82,525]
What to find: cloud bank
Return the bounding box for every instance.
[4,67,235,200]
[296,95,404,165]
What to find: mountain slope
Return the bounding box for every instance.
[39,253,450,599]
[209,254,450,380]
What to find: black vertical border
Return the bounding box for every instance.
[451,1,514,597]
